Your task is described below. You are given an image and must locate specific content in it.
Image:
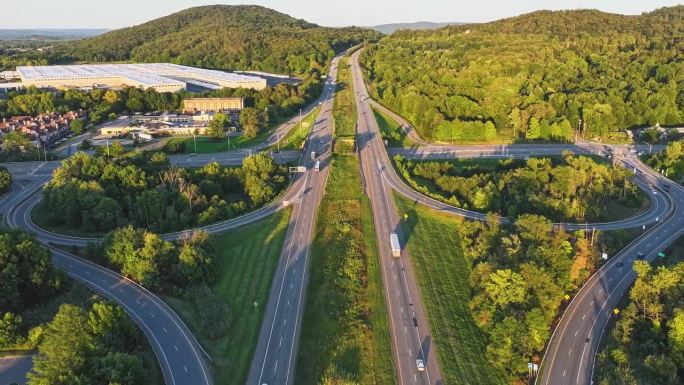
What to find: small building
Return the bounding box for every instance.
[182,97,245,113]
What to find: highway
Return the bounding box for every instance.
[0,52,347,385]
[0,355,32,385]
[352,49,443,385]
[537,157,684,385]
[246,54,339,385]
[351,48,682,385]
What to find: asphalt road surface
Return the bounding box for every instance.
[246,53,340,385]
[352,49,443,385]
[537,158,684,385]
[0,355,32,385]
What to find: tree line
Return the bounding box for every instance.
[450,212,634,383]
[596,259,684,385]
[38,152,287,234]
[394,153,642,222]
[645,140,684,183]
[361,7,683,142]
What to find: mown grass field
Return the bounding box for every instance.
[296,154,395,385]
[333,58,357,138]
[372,107,415,148]
[164,208,292,385]
[394,193,507,385]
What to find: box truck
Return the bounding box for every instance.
[390,232,401,257]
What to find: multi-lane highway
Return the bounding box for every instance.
[352,49,443,385]
[246,54,339,385]
[0,355,32,385]
[537,157,684,385]
[0,52,346,385]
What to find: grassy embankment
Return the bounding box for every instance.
[332,57,357,154]
[164,208,292,385]
[294,157,395,381]
[394,193,507,385]
[372,107,416,148]
[270,106,321,151]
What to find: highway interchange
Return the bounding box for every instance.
[1,46,682,385]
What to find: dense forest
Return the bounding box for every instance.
[394,153,642,222]
[37,152,287,234]
[361,6,684,142]
[18,5,379,75]
[596,259,684,385]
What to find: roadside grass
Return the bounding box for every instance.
[394,192,507,385]
[270,107,321,151]
[163,207,292,385]
[295,154,395,385]
[372,107,416,148]
[333,58,357,138]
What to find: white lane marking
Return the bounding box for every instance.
[184,366,188,373]
[279,337,283,347]
[85,271,91,275]
[274,359,279,374]
[582,314,586,320]
[149,312,155,318]
[163,327,167,333]
[174,345,179,351]
[575,330,578,337]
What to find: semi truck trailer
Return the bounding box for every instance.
[390,232,401,257]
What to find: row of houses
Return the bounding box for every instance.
[0,110,84,145]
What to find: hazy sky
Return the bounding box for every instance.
[4,0,681,29]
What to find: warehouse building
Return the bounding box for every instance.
[16,63,267,92]
[182,97,245,113]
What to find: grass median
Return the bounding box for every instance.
[333,58,357,138]
[163,207,292,385]
[372,107,415,148]
[295,154,396,385]
[394,192,507,385]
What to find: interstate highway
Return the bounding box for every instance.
[352,49,444,385]
[246,53,339,385]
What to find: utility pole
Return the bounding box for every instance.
[298,109,303,135]
[106,139,110,158]
[193,134,197,154]
[226,133,230,150]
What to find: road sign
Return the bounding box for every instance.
[601,253,608,260]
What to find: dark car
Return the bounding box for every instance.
[616,261,624,268]
[662,183,671,192]
[636,252,646,260]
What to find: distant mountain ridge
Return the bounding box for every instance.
[51,5,380,75]
[370,22,464,34]
[0,29,109,40]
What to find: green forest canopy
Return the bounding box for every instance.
[36,5,380,75]
[361,6,684,142]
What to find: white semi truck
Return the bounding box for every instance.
[390,232,401,257]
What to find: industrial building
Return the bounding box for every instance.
[182,97,245,113]
[15,63,267,92]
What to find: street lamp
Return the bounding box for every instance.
[193,134,197,154]
[299,108,303,136]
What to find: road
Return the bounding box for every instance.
[0,355,32,385]
[0,52,348,385]
[352,49,443,385]
[246,54,339,385]
[537,157,684,385]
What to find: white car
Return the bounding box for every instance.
[416,359,425,372]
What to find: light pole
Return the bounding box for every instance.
[277,133,280,152]
[106,139,110,158]
[193,134,197,154]
[299,108,303,136]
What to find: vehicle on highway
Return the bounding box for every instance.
[652,190,658,195]
[637,252,646,260]
[416,358,425,372]
[616,261,624,268]
[662,183,671,192]
[314,160,320,171]
[311,151,317,160]
[390,232,401,257]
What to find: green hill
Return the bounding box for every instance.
[54,5,380,75]
[362,6,684,142]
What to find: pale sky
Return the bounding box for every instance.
[4,0,682,29]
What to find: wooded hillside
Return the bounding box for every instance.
[361,6,684,142]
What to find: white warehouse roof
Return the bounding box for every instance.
[16,63,267,92]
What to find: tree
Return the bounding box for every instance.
[485,269,526,308]
[0,312,22,349]
[109,141,125,158]
[239,107,263,138]
[29,304,93,385]
[0,166,12,194]
[69,119,85,135]
[206,112,228,139]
